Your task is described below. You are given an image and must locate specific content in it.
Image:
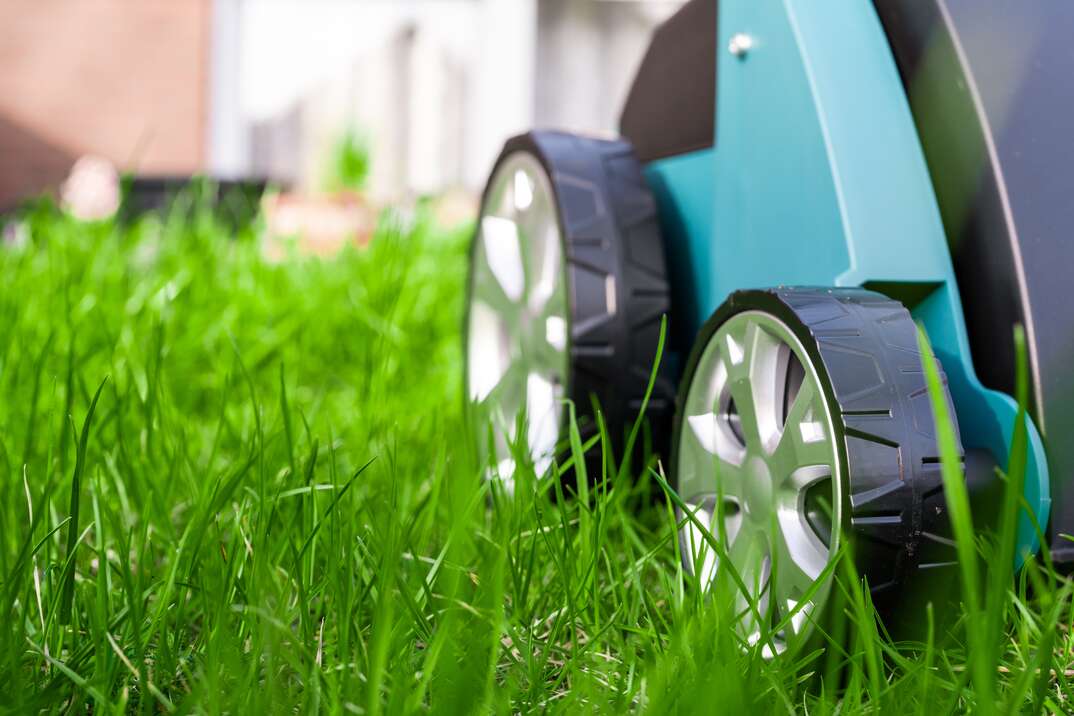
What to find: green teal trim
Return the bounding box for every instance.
[646,0,1049,562]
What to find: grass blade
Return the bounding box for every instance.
[59,378,107,626]
[917,325,993,712]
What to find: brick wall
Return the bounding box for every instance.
[0,0,211,209]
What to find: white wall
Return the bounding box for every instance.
[209,0,682,198]
[535,0,682,135]
[237,1,481,123]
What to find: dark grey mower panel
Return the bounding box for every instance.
[874,0,1074,561]
[618,0,717,163]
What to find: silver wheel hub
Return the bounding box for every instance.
[467,153,570,484]
[676,311,842,657]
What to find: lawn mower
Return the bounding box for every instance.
[464,0,1072,654]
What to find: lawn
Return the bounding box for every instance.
[0,191,1070,713]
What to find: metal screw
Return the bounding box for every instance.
[728,33,753,58]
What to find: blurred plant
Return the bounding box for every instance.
[324,128,371,194]
[60,155,120,221]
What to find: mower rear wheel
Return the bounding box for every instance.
[465,131,673,487]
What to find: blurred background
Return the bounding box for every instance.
[0,0,685,218]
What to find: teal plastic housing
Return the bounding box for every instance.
[645,0,1050,561]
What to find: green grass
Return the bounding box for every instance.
[0,194,1071,713]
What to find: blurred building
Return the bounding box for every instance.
[0,0,684,210]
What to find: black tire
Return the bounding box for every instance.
[671,287,963,618]
[466,130,674,479]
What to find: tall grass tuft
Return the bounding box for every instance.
[0,193,1068,711]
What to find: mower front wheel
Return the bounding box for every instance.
[672,288,963,655]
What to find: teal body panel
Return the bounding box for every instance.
[646,0,1050,559]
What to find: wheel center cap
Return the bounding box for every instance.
[743,456,774,520]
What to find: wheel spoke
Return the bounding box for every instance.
[722,321,781,452]
[775,501,829,588]
[522,205,568,375]
[782,374,817,441]
[527,308,568,380]
[679,413,745,504]
[525,371,561,474]
[731,529,771,637]
[779,597,814,637]
[772,379,833,478]
[687,412,719,454]
[745,322,785,453]
[726,374,762,451]
[792,437,834,475]
[540,313,568,355]
[728,522,765,576]
[479,216,525,303]
[686,341,727,415]
[485,361,527,438]
[472,247,518,318]
[787,464,831,493]
[681,498,720,586]
[686,409,747,468]
[467,300,510,402]
[520,192,562,314]
[730,533,767,601]
[511,165,536,213]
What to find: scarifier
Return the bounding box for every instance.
[464,0,1072,653]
